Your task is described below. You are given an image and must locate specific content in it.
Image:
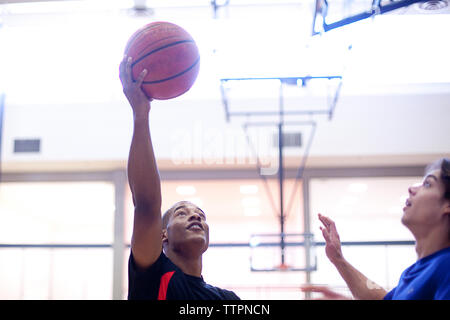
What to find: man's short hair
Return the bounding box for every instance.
[161,207,173,230]
[161,200,196,230]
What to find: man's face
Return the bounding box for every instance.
[164,201,209,255]
[402,169,449,235]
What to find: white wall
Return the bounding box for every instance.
[3,89,450,166]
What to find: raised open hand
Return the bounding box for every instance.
[318,213,344,265]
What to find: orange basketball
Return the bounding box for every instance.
[124,21,200,100]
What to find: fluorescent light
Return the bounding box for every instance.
[239,185,259,195]
[176,186,197,196]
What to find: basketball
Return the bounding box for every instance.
[124,21,200,100]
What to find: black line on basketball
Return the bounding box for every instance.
[130,39,196,68]
[142,56,200,84]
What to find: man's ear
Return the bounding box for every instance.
[443,198,450,215]
[162,229,168,244]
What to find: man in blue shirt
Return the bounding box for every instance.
[302,158,450,300]
[383,246,449,300]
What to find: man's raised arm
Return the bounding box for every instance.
[120,56,162,269]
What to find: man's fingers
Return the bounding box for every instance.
[324,216,339,235]
[320,226,331,242]
[120,55,148,94]
[318,213,337,232]
[119,55,135,88]
[300,285,329,293]
[318,213,329,228]
[136,69,148,86]
[301,285,350,300]
[301,285,339,297]
[125,56,133,80]
[119,56,128,83]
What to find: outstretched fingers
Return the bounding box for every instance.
[320,224,331,243]
[318,213,342,247]
[301,285,332,294]
[301,285,350,300]
[318,213,338,234]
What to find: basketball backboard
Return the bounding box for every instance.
[312,0,450,35]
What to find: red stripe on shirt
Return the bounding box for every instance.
[157,271,175,300]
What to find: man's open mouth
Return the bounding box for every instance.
[187,222,203,230]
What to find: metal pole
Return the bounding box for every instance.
[278,81,285,266]
[112,170,126,300]
[0,93,5,183]
[303,176,312,299]
[0,16,4,183]
[278,122,285,266]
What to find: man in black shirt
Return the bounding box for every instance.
[120,56,240,300]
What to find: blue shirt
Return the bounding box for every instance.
[384,246,450,300]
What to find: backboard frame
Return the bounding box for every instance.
[312,0,427,35]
